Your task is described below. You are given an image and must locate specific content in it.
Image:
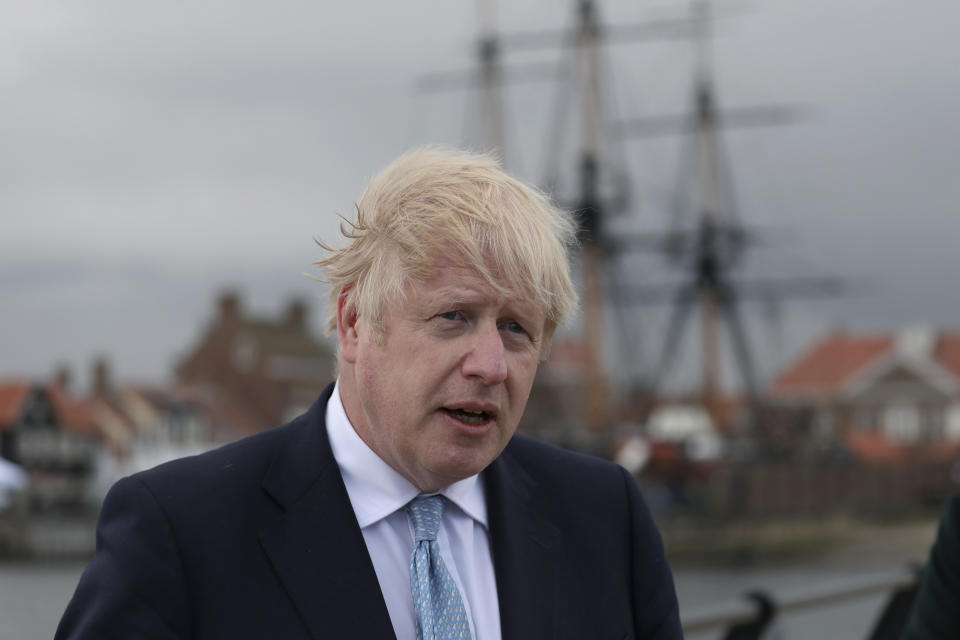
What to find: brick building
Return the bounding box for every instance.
[175,292,335,429]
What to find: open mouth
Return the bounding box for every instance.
[442,407,492,425]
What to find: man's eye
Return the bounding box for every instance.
[438,311,461,321]
[502,321,528,336]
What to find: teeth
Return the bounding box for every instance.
[447,408,488,424]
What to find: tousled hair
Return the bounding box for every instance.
[314,146,578,357]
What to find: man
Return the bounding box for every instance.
[903,494,960,638]
[57,148,682,639]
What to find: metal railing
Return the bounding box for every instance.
[681,565,920,639]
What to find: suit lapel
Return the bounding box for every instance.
[258,386,396,639]
[485,444,560,640]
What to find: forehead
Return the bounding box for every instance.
[410,262,544,319]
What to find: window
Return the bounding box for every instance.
[883,403,920,443]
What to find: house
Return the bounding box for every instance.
[0,379,99,512]
[83,357,265,499]
[175,292,335,429]
[770,325,960,460]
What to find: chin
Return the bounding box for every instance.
[432,446,500,481]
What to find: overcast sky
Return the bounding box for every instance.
[3,0,959,393]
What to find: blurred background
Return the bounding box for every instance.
[2,0,959,637]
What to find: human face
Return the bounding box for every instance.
[337,264,545,492]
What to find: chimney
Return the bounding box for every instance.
[896,324,936,361]
[219,291,241,327]
[53,363,72,389]
[92,356,111,397]
[285,299,307,329]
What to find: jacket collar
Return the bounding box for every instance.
[258,384,397,639]
[485,440,561,640]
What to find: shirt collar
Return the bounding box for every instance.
[326,379,488,530]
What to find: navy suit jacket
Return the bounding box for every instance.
[903,495,960,639]
[57,385,682,639]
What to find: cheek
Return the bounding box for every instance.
[512,356,540,387]
[358,346,421,410]
[507,360,539,407]
[355,346,394,408]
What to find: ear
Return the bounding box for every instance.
[336,286,361,364]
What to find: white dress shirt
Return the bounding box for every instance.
[326,380,502,640]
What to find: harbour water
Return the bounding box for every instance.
[0,557,928,639]
[0,561,85,640]
[676,564,906,639]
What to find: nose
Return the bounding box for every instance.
[461,322,508,384]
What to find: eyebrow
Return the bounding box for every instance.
[427,289,543,325]
[421,286,491,307]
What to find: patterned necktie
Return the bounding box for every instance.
[404,495,472,640]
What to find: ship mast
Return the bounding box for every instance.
[616,0,840,432]
[575,0,611,432]
[476,0,505,154]
[693,0,724,414]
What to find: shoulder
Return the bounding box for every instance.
[113,399,328,526]
[501,433,632,487]
[904,494,960,638]
[493,437,682,637]
[495,434,665,560]
[497,434,641,519]
[57,394,334,639]
[130,383,336,498]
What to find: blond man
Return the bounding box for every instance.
[58,148,681,640]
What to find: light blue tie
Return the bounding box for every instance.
[404,495,472,640]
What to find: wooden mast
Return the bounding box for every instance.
[576,0,610,432]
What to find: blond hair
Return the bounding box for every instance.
[314,147,578,356]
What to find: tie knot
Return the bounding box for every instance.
[404,494,446,542]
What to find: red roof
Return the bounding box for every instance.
[772,332,894,397]
[935,333,960,378]
[48,385,98,433]
[774,330,960,398]
[0,381,97,433]
[0,382,31,430]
